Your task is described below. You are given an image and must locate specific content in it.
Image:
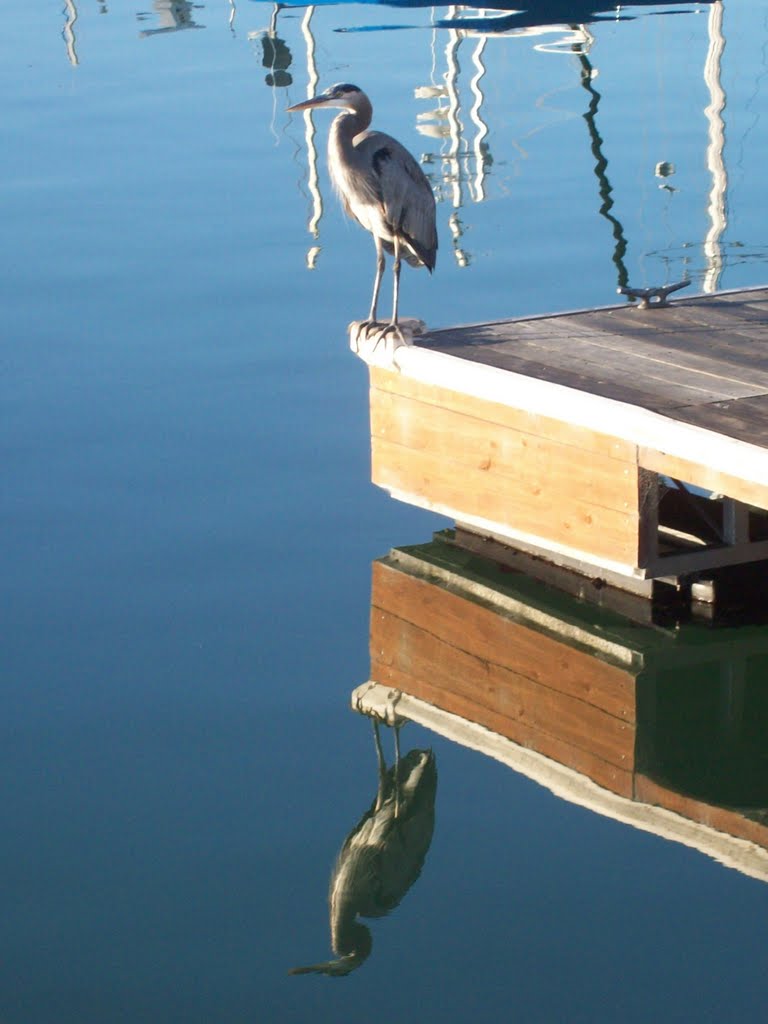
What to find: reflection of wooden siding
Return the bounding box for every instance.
[369,557,637,797]
[363,542,768,866]
[635,775,768,851]
[369,367,643,569]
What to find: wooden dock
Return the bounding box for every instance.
[353,286,768,617]
[354,537,768,881]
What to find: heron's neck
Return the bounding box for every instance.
[330,103,372,151]
[331,917,372,964]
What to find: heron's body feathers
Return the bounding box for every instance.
[330,128,437,272]
[328,747,436,925]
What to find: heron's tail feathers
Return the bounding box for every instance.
[402,230,437,272]
[383,233,437,272]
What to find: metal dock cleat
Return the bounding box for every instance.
[618,279,691,308]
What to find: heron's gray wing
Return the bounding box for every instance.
[356,131,437,270]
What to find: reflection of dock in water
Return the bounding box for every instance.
[354,534,768,881]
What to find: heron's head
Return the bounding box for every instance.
[288,921,372,978]
[287,83,366,114]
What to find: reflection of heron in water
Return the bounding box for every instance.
[287,84,437,341]
[290,719,437,976]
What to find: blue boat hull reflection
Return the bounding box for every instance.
[253,1,714,23]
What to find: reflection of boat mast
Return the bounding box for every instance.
[301,6,323,268]
[468,37,489,203]
[444,12,470,267]
[577,50,630,290]
[703,0,726,294]
[228,0,237,34]
[444,18,462,211]
[417,13,494,268]
[63,0,79,66]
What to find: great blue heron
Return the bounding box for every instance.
[287,84,438,340]
[289,720,437,976]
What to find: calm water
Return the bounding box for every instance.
[3,1,768,1020]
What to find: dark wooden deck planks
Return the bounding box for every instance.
[672,395,768,448]
[418,338,690,411]
[419,288,768,447]
[512,319,767,398]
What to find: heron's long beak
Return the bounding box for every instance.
[289,949,370,976]
[288,957,358,977]
[286,96,327,113]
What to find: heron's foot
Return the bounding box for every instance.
[348,319,383,351]
[351,682,409,728]
[348,318,426,366]
[380,318,427,342]
[376,321,407,346]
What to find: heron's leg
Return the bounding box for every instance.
[393,723,402,819]
[369,236,385,324]
[373,719,387,812]
[373,237,405,346]
[354,238,386,343]
[391,235,402,327]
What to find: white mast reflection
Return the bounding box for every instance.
[444,16,463,212]
[422,12,596,269]
[703,0,726,294]
[415,25,449,162]
[300,7,323,269]
[228,0,237,35]
[415,12,469,264]
[63,0,79,66]
[443,12,470,266]
[468,37,488,203]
